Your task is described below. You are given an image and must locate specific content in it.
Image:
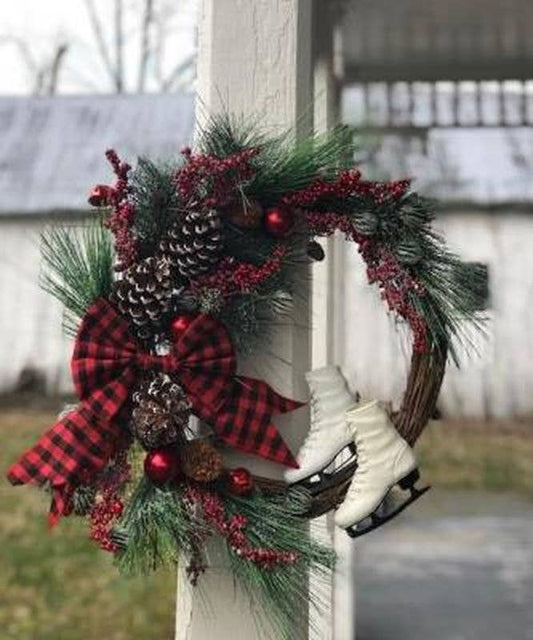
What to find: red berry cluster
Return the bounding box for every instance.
[305,210,428,352]
[103,149,138,271]
[88,451,130,553]
[282,169,362,207]
[362,244,428,352]
[305,211,355,237]
[190,245,286,298]
[353,179,411,205]
[175,147,259,209]
[185,486,299,571]
[89,489,124,553]
[281,171,410,208]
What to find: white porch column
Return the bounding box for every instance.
[176,1,315,639]
[311,5,356,640]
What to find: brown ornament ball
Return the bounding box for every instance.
[181,440,224,483]
[227,467,254,496]
[263,207,294,238]
[225,199,263,229]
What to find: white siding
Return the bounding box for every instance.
[0,218,72,393]
[343,210,533,420]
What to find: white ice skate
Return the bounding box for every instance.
[334,400,429,537]
[284,366,357,493]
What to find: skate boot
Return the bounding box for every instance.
[284,366,357,493]
[334,400,430,538]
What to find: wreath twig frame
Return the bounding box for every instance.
[7,116,484,640]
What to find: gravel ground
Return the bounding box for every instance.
[355,489,533,640]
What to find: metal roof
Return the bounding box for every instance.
[342,0,533,83]
[0,93,195,214]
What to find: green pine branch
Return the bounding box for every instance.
[40,220,114,336]
[222,488,335,640]
[130,157,182,255]
[115,478,208,575]
[198,113,356,205]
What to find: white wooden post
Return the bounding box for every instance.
[311,6,356,640]
[176,1,315,639]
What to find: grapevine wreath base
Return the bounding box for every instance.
[7,117,485,639]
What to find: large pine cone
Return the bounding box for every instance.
[110,256,179,335]
[159,209,224,279]
[131,373,191,449]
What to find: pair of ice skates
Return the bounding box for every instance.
[285,366,429,538]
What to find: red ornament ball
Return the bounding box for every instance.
[144,448,180,484]
[263,207,294,238]
[227,467,254,496]
[171,314,196,341]
[88,184,113,207]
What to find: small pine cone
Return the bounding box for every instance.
[159,209,224,279]
[395,238,423,265]
[224,199,263,230]
[352,210,379,236]
[181,440,224,483]
[109,526,129,551]
[72,485,97,516]
[198,288,224,315]
[131,373,191,449]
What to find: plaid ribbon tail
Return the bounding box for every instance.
[49,485,75,528]
[7,403,121,526]
[196,376,305,468]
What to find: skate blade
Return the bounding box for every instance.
[294,442,357,497]
[345,470,431,540]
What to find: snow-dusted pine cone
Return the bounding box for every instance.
[110,256,179,335]
[131,373,191,450]
[159,209,224,279]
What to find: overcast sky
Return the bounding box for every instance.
[0,1,531,202]
[0,0,198,95]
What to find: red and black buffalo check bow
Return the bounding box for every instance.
[7,298,302,525]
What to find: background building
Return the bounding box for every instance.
[0,93,194,393]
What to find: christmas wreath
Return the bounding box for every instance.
[7,116,485,639]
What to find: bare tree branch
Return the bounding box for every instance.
[47,44,69,95]
[84,0,116,89]
[0,36,38,72]
[3,0,195,95]
[0,36,69,95]
[161,53,195,92]
[138,0,154,92]
[114,0,124,93]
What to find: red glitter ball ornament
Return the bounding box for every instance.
[144,448,179,484]
[171,314,196,341]
[263,207,294,238]
[227,467,254,496]
[88,184,113,207]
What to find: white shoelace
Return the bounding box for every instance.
[298,393,324,456]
